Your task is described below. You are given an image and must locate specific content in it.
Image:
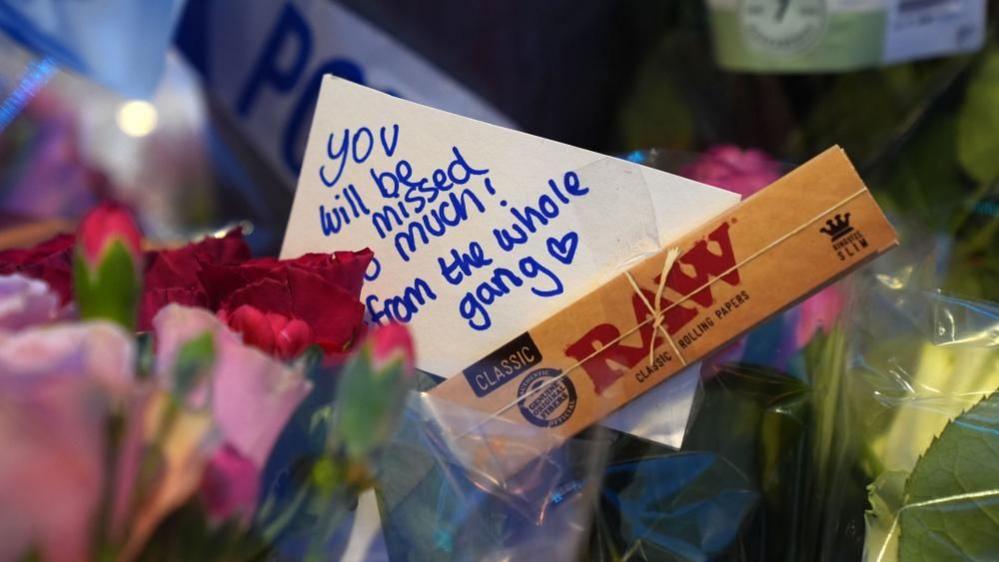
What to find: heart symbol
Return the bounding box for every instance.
[547,232,579,265]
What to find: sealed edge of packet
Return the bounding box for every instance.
[429,146,899,474]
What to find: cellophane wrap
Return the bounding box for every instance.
[374,391,611,561]
[318,152,989,562]
[846,235,999,562]
[580,229,996,562]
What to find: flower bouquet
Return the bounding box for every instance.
[0,203,417,562]
[1,156,994,562]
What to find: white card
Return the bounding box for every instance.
[281,77,738,447]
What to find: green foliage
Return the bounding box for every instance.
[865,471,907,562]
[617,32,724,152]
[898,392,999,561]
[958,46,999,183]
[875,113,968,232]
[133,502,267,562]
[15,548,42,562]
[255,337,414,560]
[789,66,923,166]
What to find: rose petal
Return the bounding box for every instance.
[225,304,278,356]
[200,444,259,524]
[0,274,60,331]
[138,230,250,331]
[0,322,135,396]
[0,321,133,562]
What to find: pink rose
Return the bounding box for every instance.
[0,274,60,331]
[152,305,312,518]
[680,145,783,199]
[0,321,135,562]
[0,380,104,562]
[0,322,135,396]
[370,322,416,373]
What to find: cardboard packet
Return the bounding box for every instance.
[429,147,897,465]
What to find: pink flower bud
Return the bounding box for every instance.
[199,444,260,525]
[73,202,144,329]
[77,202,142,268]
[369,323,415,373]
[680,145,782,200]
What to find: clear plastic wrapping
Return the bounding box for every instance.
[846,238,999,562]
[581,229,998,561]
[375,392,611,561]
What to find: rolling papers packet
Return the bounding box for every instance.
[430,146,898,446]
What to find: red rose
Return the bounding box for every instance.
[199,250,372,357]
[0,228,252,325]
[1,225,372,360]
[138,230,251,330]
[220,305,313,360]
[0,233,74,304]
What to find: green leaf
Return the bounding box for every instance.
[898,391,999,561]
[958,46,999,183]
[876,113,967,232]
[794,66,918,166]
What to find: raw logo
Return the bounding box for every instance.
[565,221,741,394]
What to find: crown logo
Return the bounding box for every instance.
[820,213,854,241]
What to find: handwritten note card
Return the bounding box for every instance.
[282,78,739,445]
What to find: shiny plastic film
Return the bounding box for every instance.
[575,222,997,560]
[375,392,611,561]
[844,240,999,562]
